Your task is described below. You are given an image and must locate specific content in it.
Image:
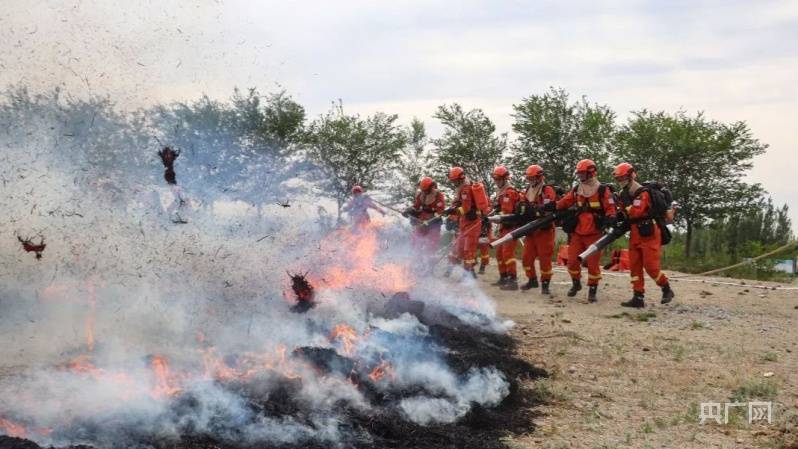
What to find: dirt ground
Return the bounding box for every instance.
[477,264,798,449]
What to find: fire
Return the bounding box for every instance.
[85,279,97,352]
[65,354,102,376]
[0,416,27,438]
[368,359,394,383]
[273,344,301,379]
[150,355,181,399]
[202,345,302,382]
[308,225,414,294]
[329,324,359,356]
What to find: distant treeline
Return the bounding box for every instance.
[1,85,792,276]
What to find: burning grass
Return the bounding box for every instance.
[0,307,545,449]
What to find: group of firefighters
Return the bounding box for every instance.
[346,160,675,308]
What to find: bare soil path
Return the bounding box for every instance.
[478,265,798,448]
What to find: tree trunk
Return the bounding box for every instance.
[685,220,693,258]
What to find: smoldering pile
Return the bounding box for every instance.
[0,285,544,449]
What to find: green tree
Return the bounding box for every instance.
[387,118,432,204]
[303,102,406,218]
[431,103,507,196]
[615,110,767,256]
[510,87,615,188]
[152,88,305,210]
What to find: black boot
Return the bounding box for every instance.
[622,291,646,308]
[661,284,675,304]
[501,275,519,291]
[588,285,598,303]
[541,280,551,295]
[520,277,538,290]
[567,279,582,297]
[478,263,487,274]
[492,274,507,286]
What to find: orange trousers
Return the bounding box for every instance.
[567,233,603,286]
[449,219,481,269]
[629,238,669,293]
[523,227,555,281]
[495,228,518,276]
[479,225,494,266]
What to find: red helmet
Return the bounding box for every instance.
[419,176,435,191]
[492,165,510,180]
[448,166,465,181]
[574,159,597,177]
[351,185,363,194]
[613,162,636,179]
[525,165,544,178]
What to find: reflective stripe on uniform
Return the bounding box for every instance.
[540,270,553,275]
[588,273,603,280]
[589,201,601,208]
[655,272,665,282]
[568,269,581,276]
[504,258,517,265]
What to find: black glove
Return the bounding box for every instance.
[443,206,457,216]
[465,208,478,220]
[445,219,458,231]
[602,215,618,229]
[543,202,556,212]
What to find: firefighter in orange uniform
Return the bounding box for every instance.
[518,165,557,295]
[343,185,385,228]
[613,163,675,308]
[407,177,446,265]
[552,160,617,302]
[490,166,521,290]
[445,167,484,278]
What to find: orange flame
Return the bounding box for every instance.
[65,354,102,377]
[85,279,97,352]
[150,355,181,399]
[0,417,27,438]
[368,359,394,383]
[308,225,414,294]
[329,324,359,356]
[202,345,302,382]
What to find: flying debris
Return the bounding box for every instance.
[17,236,46,260]
[288,271,316,313]
[157,146,180,185]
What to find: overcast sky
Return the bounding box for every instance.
[2,0,796,225]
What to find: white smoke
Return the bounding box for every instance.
[0,89,511,447]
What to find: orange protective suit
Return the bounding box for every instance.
[493,185,520,277]
[620,187,669,293]
[448,183,483,270]
[556,186,617,286]
[411,189,446,256]
[521,184,557,282]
